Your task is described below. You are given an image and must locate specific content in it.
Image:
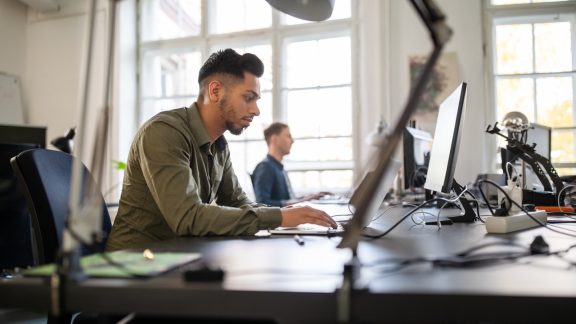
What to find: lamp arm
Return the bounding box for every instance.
[338,0,452,253]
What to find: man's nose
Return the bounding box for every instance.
[250,102,260,116]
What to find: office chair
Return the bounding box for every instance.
[0,143,37,269]
[10,149,112,265]
[248,172,255,189]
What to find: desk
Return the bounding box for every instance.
[2,208,576,323]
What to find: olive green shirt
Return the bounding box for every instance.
[106,104,282,251]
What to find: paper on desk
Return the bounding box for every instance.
[22,251,201,278]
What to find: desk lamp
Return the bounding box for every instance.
[265,0,335,21]
[338,0,452,252]
[334,2,452,320]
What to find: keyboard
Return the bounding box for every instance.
[268,222,345,235]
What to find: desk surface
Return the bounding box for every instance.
[2,207,576,323]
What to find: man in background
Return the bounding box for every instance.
[107,49,336,251]
[252,122,328,207]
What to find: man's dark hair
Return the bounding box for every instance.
[198,48,264,88]
[264,122,289,145]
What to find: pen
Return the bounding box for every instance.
[294,235,305,246]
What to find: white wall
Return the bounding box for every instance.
[387,0,488,185]
[24,0,106,158]
[0,0,27,77]
[0,0,28,121]
[3,0,117,192]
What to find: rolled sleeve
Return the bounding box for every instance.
[253,207,282,229]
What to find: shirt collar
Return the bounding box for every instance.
[266,154,284,170]
[188,103,228,151]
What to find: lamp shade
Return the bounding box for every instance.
[266,0,335,21]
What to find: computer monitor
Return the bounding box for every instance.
[424,82,475,223]
[527,123,551,160]
[0,124,46,148]
[403,127,433,190]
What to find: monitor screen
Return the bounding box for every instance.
[403,127,433,189]
[0,124,46,148]
[424,82,468,194]
[527,123,551,160]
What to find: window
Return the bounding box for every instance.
[486,0,576,176]
[137,0,355,197]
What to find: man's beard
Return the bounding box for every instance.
[219,97,245,135]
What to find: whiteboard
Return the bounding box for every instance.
[0,72,24,124]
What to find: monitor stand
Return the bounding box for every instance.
[447,179,476,223]
[424,179,476,225]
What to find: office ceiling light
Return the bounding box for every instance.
[265,0,335,21]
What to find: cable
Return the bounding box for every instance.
[497,187,576,238]
[363,193,475,239]
[557,184,576,210]
[477,179,513,216]
[366,236,576,274]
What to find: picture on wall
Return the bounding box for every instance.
[409,52,460,135]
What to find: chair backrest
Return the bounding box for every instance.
[10,149,111,265]
[0,143,38,268]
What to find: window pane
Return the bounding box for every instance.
[210,0,271,34]
[551,129,575,163]
[288,138,353,162]
[142,51,201,98]
[140,98,192,125]
[229,141,268,186]
[288,170,353,192]
[141,0,201,41]
[286,87,352,137]
[496,78,535,122]
[282,0,351,25]
[535,22,572,73]
[286,36,351,88]
[495,24,533,74]
[492,0,530,4]
[536,77,573,127]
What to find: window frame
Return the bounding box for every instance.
[135,0,358,196]
[484,0,576,174]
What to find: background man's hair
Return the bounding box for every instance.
[264,122,289,145]
[198,49,264,88]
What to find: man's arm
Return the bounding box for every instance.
[138,121,281,236]
[215,149,253,207]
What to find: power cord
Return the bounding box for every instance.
[366,235,572,273]
[477,180,576,238]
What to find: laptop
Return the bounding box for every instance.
[268,160,401,235]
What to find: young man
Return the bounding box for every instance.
[252,122,328,207]
[106,49,336,251]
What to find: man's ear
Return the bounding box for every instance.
[269,134,279,146]
[208,80,222,102]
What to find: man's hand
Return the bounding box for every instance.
[280,205,337,229]
[301,192,331,201]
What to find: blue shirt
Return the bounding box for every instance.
[252,155,293,207]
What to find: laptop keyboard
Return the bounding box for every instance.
[297,222,345,232]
